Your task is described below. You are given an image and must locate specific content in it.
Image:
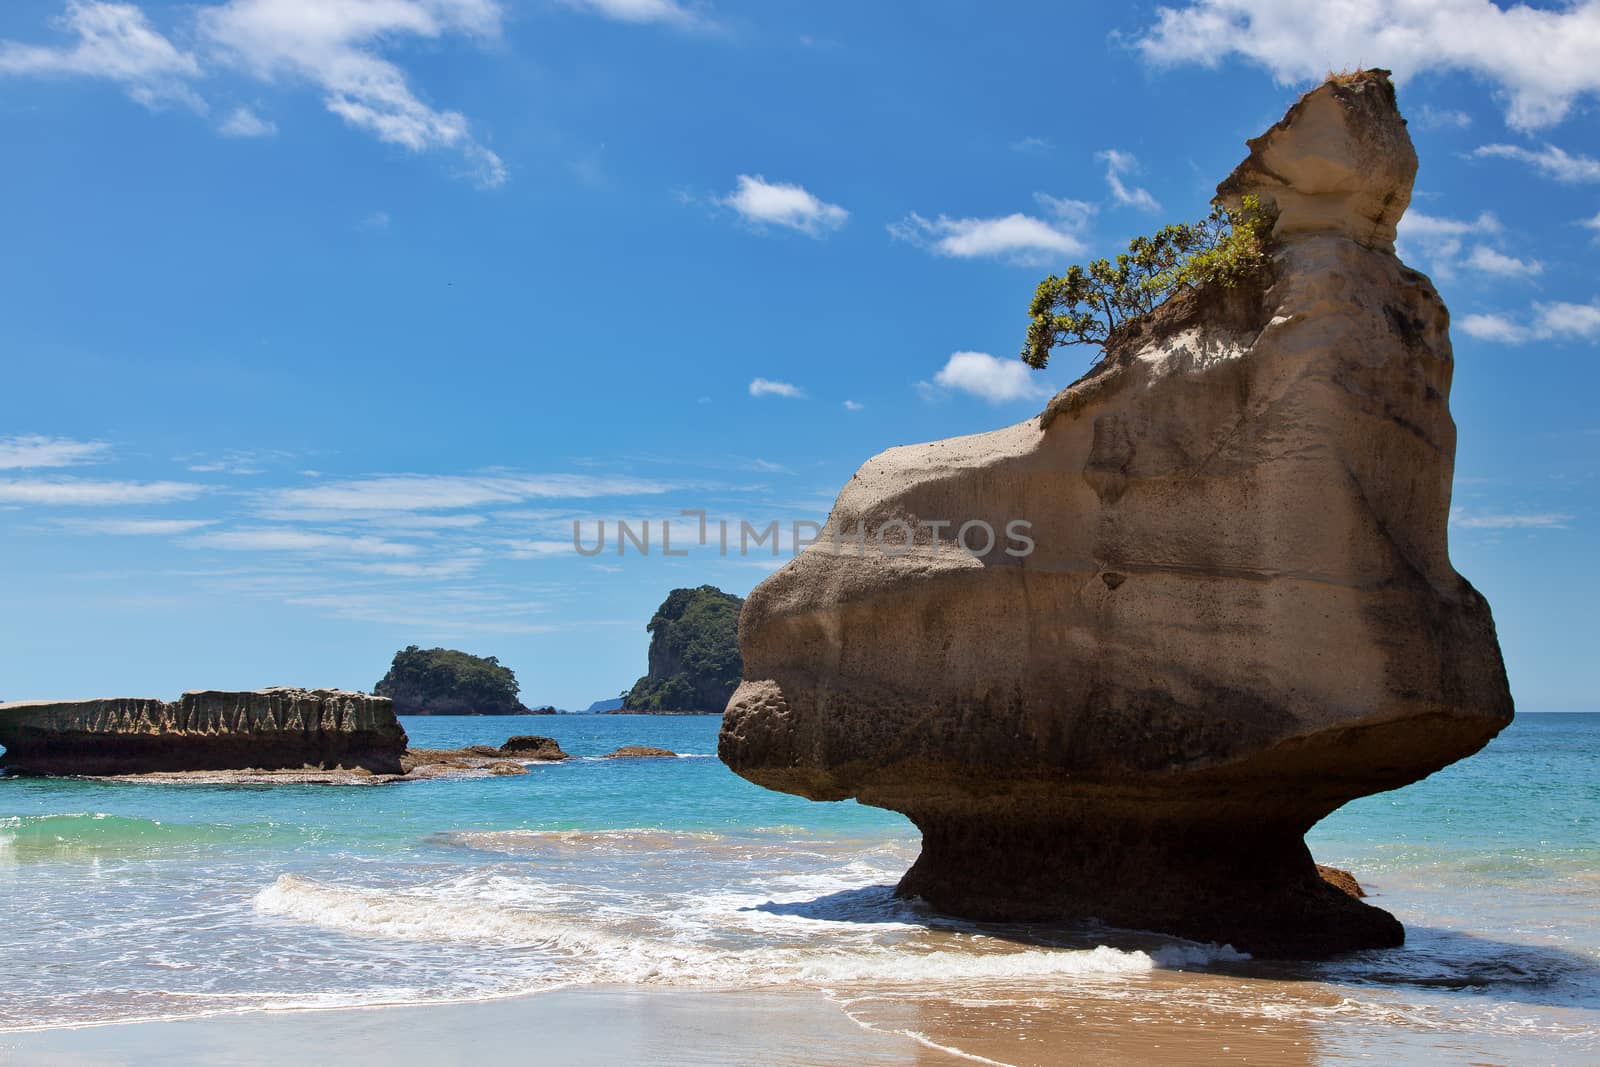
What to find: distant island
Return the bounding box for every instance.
[619,586,743,714]
[375,646,552,715]
[585,697,625,713]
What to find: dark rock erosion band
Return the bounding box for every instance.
[0,71,1513,959]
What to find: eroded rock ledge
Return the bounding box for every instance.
[719,71,1513,957]
[0,688,407,776]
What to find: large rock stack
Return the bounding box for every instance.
[719,71,1513,957]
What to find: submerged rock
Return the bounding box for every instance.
[601,745,678,759]
[498,735,571,761]
[0,688,407,776]
[719,71,1512,958]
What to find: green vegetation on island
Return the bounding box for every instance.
[622,586,744,713]
[374,646,531,715]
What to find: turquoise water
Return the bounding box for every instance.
[1,713,1596,1061]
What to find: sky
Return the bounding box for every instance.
[0,0,1596,711]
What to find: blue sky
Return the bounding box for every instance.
[0,0,1595,711]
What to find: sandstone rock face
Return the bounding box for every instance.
[0,688,407,776]
[719,71,1512,957]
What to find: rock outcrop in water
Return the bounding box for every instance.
[0,688,407,776]
[719,71,1514,958]
[624,586,744,713]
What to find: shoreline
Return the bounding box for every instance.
[0,987,939,1066]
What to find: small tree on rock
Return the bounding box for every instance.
[1022,195,1273,369]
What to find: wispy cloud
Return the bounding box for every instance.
[1098,149,1160,212]
[1460,301,1600,345]
[0,0,203,111]
[1473,143,1600,184]
[1416,104,1472,130]
[0,434,110,470]
[721,175,848,237]
[199,0,508,187]
[749,377,805,399]
[260,472,678,515]
[1459,313,1530,344]
[889,193,1092,266]
[926,351,1049,404]
[1395,210,1535,282]
[278,589,557,634]
[559,0,704,28]
[0,478,206,506]
[218,104,275,137]
[182,447,295,475]
[1,1,508,187]
[1451,507,1572,530]
[188,528,419,557]
[1135,1,1600,129]
[1463,245,1543,278]
[842,399,864,411]
[57,517,218,535]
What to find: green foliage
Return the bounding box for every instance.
[1022,195,1273,369]
[623,585,744,712]
[374,645,523,713]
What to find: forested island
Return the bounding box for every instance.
[374,646,553,715]
[620,586,743,714]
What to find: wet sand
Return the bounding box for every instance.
[6,974,1582,1066]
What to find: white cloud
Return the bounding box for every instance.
[1451,507,1572,530]
[0,478,205,506]
[260,473,676,514]
[1010,136,1051,152]
[1460,301,1600,344]
[1136,0,1600,129]
[1399,211,1501,240]
[0,1,204,111]
[1537,300,1600,339]
[889,193,1092,266]
[197,0,507,187]
[721,175,847,237]
[1582,211,1600,238]
[58,517,218,535]
[749,377,805,399]
[219,105,276,137]
[559,0,700,26]
[930,351,1049,404]
[1460,313,1528,343]
[842,399,864,411]
[1416,104,1472,130]
[1395,210,1505,280]
[1463,245,1543,278]
[2,1,507,186]
[0,435,109,469]
[189,528,419,556]
[1473,143,1600,183]
[1098,149,1160,212]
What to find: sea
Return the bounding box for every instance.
[1,712,1595,1064]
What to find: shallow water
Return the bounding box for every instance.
[1,713,1596,1063]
